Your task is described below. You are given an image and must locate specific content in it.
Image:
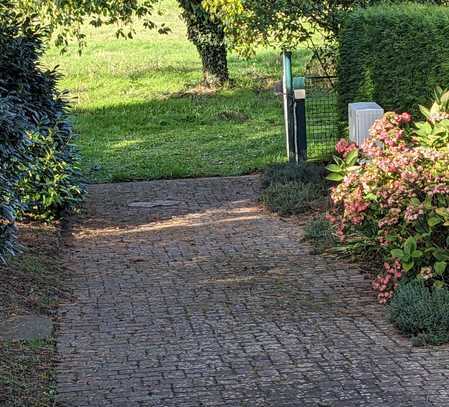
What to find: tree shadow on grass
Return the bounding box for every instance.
[74,86,287,183]
[69,47,313,183]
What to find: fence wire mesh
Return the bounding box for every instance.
[305,76,339,160]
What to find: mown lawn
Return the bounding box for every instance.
[43,0,311,183]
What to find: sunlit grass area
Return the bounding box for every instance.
[43,0,311,182]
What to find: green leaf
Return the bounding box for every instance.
[423,197,433,210]
[411,250,423,258]
[403,237,417,256]
[435,208,449,219]
[326,173,344,182]
[419,105,431,119]
[345,149,359,166]
[434,261,447,275]
[433,249,449,261]
[403,261,414,272]
[428,216,442,228]
[391,249,404,258]
[365,193,378,202]
[326,164,343,173]
[434,280,446,289]
[334,156,344,165]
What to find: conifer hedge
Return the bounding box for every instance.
[337,4,449,121]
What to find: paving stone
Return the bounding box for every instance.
[128,200,182,208]
[0,314,53,341]
[57,175,449,406]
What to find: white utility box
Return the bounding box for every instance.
[348,102,384,145]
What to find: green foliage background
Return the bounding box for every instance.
[337,4,449,120]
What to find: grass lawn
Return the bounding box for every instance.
[43,0,311,183]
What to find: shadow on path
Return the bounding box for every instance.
[57,176,449,407]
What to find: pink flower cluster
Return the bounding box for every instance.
[327,110,449,303]
[396,112,412,125]
[335,138,357,157]
[404,204,424,223]
[362,112,409,159]
[372,260,402,304]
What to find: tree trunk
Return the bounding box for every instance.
[178,0,229,86]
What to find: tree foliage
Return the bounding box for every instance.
[204,0,449,55]
[14,0,169,51]
[13,0,229,84]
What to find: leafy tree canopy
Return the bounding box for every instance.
[12,0,229,84]
[13,0,169,51]
[204,0,449,55]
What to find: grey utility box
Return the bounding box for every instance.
[349,102,384,145]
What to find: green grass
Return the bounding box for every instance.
[0,340,56,407]
[43,0,311,183]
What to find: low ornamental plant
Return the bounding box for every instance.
[260,181,326,216]
[326,88,449,304]
[387,280,449,346]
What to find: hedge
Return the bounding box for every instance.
[0,6,84,263]
[337,4,449,122]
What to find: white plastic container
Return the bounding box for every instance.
[348,102,384,145]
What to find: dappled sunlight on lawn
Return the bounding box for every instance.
[42,0,312,182]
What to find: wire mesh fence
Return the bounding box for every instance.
[305,76,339,160]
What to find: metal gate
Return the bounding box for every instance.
[282,52,339,162]
[304,76,339,160]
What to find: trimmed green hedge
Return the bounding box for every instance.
[337,4,449,121]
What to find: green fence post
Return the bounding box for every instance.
[282,51,296,162]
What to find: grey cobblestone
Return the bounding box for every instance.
[57,175,449,406]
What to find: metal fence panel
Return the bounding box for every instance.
[305,76,339,160]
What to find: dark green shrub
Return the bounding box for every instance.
[337,4,449,121]
[0,6,84,262]
[388,281,449,346]
[262,162,327,188]
[0,98,30,261]
[260,182,326,216]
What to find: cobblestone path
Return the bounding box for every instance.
[57,176,449,407]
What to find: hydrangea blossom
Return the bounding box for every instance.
[327,111,449,303]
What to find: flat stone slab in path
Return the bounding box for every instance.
[0,314,53,341]
[128,199,183,208]
[57,176,449,406]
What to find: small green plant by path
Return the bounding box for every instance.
[43,0,312,183]
[261,182,326,216]
[260,161,329,216]
[388,281,449,346]
[304,215,336,253]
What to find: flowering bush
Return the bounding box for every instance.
[327,89,449,303]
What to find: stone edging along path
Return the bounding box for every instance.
[57,175,449,406]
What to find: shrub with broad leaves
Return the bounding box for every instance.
[327,89,449,304]
[0,5,84,263]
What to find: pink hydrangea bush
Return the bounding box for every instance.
[327,91,449,304]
